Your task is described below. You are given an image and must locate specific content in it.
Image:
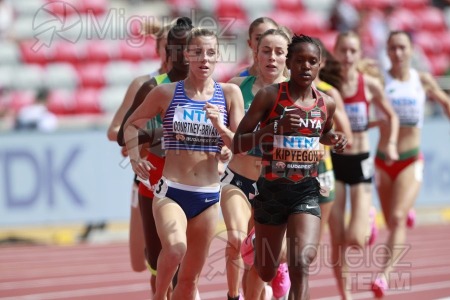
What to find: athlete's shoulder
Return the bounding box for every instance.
[219,82,242,95]
[363,73,384,91]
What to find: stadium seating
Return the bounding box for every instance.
[85,40,114,63]
[8,90,37,113]
[52,41,82,64]
[44,63,79,90]
[0,41,21,65]
[77,63,106,88]
[11,65,45,90]
[75,88,102,114]
[47,89,76,115]
[2,0,449,122]
[415,6,447,31]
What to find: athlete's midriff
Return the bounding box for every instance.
[163,150,220,187]
[228,153,262,181]
[342,131,370,155]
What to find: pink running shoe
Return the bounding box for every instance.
[371,277,388,298]
[368,207,379,246]
[241,227,255,266]
[271,263,291,298]
[406,209,416,228]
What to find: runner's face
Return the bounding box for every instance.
[387,33,412,67]
[157,36,167,64]
[167,34,189,71]
[256,34,288,77]
[287,42,320,87]
[185,35,219,79]
[334,36,361,69]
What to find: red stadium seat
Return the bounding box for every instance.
[414,31,442,55]
[74,88,102,114]
[20,40,52,65]
[215,0,248,28]
[47,89,76,115]
[85,40,113,63]
[52,41,82,65]
[275,0,304,13]
[270,11,328,36]
[400,0,430,11]
[415,7,446,31]
[45,0,79,18]
[137,38,158,60]
[313,31,339,52]
[80,0,108,16]
[9,90,36,113]
[118,40,145,62]
[77,63,106,88]
[388,8,418,31]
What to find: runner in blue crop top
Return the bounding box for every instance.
[124,28,244,300]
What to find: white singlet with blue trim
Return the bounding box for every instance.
[384,68,426,128]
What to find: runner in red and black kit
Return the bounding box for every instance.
[232,34,347,299]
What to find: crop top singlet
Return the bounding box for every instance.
[260,82,328,182]
[163,80,229,153]
[343,73,370,132]
[384,68,426,128]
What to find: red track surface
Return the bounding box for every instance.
[1,224,450,299]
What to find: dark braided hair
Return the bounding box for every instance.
[167,16,194,42]
[286,34,321,61]
[313,37,343,92]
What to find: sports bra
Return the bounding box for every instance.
[163,80,229,153]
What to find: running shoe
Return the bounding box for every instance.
[368,206,378,246]
[271,263,291,298]
[406,209,416,228]
[241,227,255,266]
[371,277,388,298]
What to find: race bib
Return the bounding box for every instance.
[272,135,321,163]
[345,102,368,131]
[172,105,224,145]
[391,98,420,126]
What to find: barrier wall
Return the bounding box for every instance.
[0,119,449,227]
[0,130,133,226]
